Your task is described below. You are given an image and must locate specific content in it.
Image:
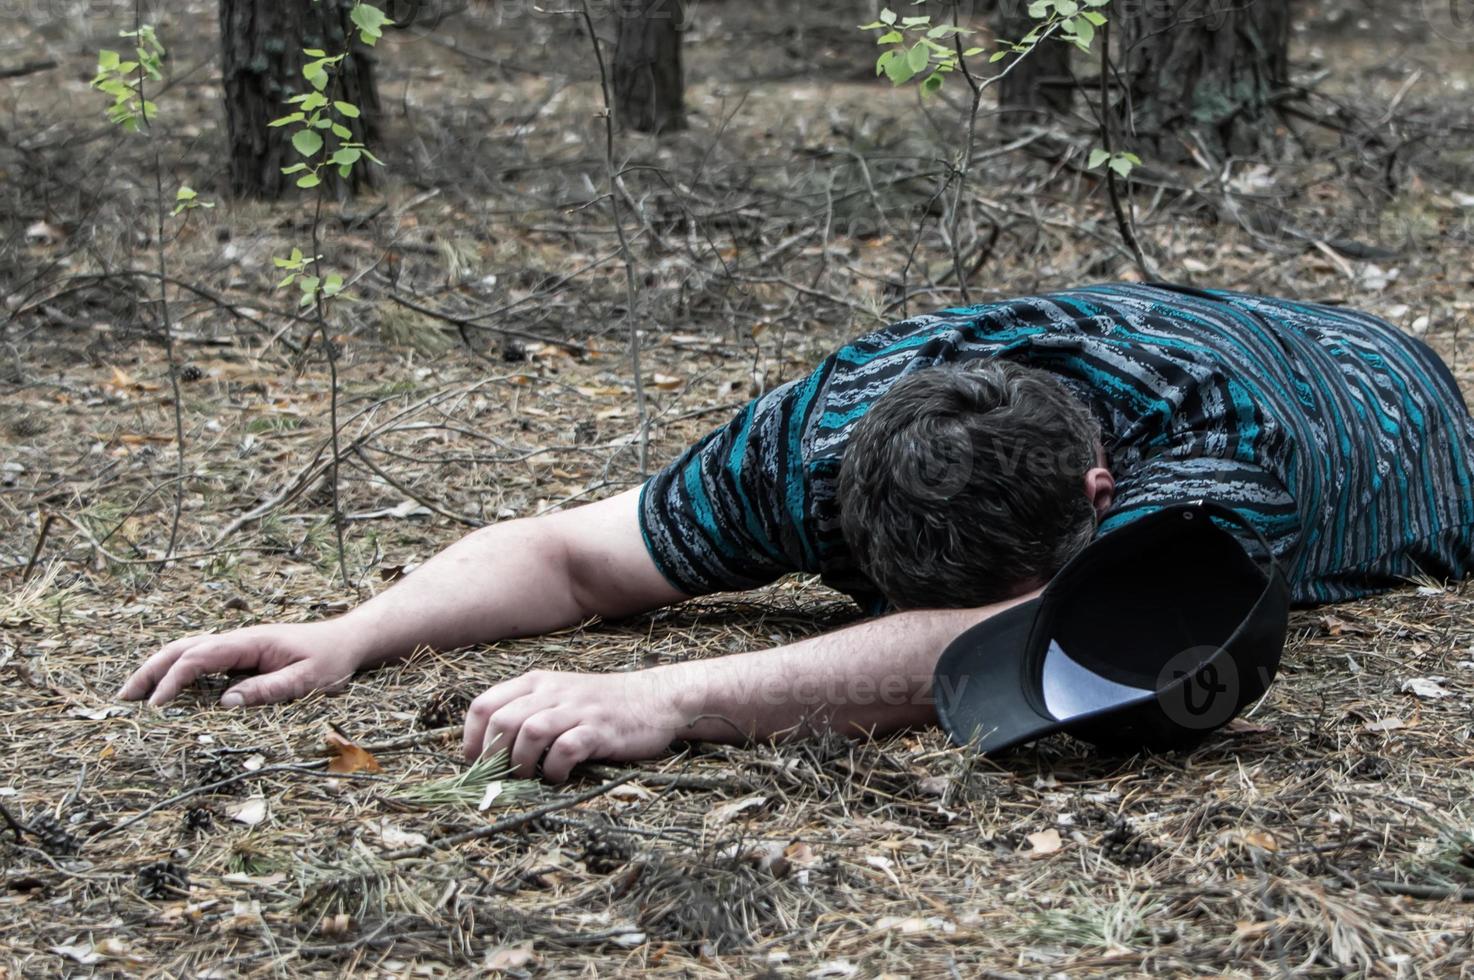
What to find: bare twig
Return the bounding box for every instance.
[132,0,186,563]
[381,770,639,860]
[580,0,650,476]
[1098,18,1152,279]
[0,59,57,80]
[21,512,55,583]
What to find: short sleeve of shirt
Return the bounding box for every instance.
[1099,455,1304,569]
[639,379,809,596]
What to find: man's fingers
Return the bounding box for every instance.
[509,709,568,779]
[482,697,541,763]
[118,634,216,700]
[541,726,600,783]
[220,659,332,708]
[462,677,535,760]
[146,639,261,706]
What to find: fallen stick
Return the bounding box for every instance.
[381,771,638,860]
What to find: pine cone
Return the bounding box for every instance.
[581,827,635,874]
[28,813,78,856]
[136,861,190,899]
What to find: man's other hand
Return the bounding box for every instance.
[118,622,364,708]
[462,668,689,782]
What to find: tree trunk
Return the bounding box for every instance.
[613,0,686,135]
[995,0,1075,126]
[219,0,382,199]
[1116,0,1290,162]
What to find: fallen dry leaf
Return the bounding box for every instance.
[871,915,955,935]
[227,796,267,826]
[1400,677,1450,700]
[707,794,768,825]
[1026,828,1063,857]
[484,941,537,972]
[324,731,382,774]
[1363,716,1408,733]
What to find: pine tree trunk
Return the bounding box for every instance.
[1116,0,1290,162]
[995,0,1074,126]
[219,0,382,199]
[613,0,686,135]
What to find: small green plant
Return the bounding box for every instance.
[93,21,204,563]
[861,0,1109,93]
[172,185,214,217]
[267,2,393,590]
[92,27,163,131]
[1088,147,1142,179]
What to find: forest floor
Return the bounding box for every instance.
[4,0,1474,976]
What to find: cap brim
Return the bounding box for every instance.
[933,597,1068,754]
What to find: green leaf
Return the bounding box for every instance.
[921,73,944,93]
[292,129,324,158]
[901,15,929,26]
[879,7,896,24]
[1056,0,1079,15]
[331,123,353,140]
[350,2,391,44]
[1088,147,1111,169]
[301,92,329,111]
[905,41,929,73]
[97,49,121,70]
[281,162,309,175]
[175,186,197,201]
[882,50,915,84]
[269,112,305,128]
[962,46,985,56]
[1072,16,1095,48]
[361,149,385,166]
[989,49,1010,62]
[877,29,903,44]
[303,48,328,57]
[858,20,885,30]
[1027,1,1048,17]
[1082,10,1107,25]
[334,100,361,118]
[1109,156,1134,178]
[323,273,345,296]
[297,172,322,189]
[306,67,329,91]
[330,147,362,167]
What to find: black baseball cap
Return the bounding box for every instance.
[933,500,1290,754]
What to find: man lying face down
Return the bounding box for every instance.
[121,283,1474,780]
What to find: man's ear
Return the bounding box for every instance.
[1084,466,1115,518]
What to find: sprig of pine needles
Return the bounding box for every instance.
[391,749,539,810]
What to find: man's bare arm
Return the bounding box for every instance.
[462,590,1037,780]
[119,487,686,707]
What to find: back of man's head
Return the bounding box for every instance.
[837,360,1101,610]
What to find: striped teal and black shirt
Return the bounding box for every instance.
[639,283,1474,608]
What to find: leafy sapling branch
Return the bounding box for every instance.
[92,16,205,564]
[268,1,393,589]
[860,0,1109,93]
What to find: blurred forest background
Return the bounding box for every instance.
[4,0,1474,976]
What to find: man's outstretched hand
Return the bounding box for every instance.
[118,621,365,708]
[462,668,691,783]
